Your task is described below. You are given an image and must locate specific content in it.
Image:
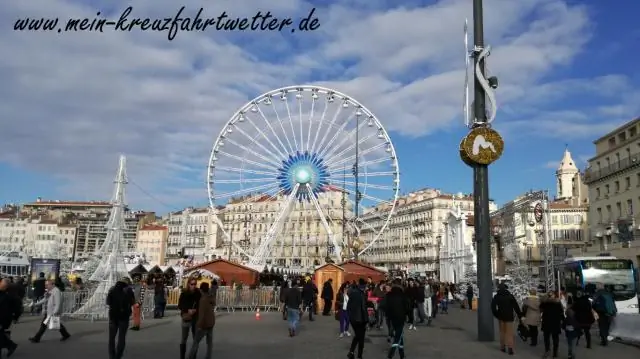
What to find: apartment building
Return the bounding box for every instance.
[136,224,168,266]
[165,207,222,262]
[581,117,640,267]
[360,188,496,275]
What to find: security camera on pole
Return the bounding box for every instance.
[460,0,504,342]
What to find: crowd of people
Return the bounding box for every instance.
[277,274,457,359]
[491,282,619,359]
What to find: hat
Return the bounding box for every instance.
[119,277,132,284]
[498,283,508,290]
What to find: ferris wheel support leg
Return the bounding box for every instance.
[307,184,342,260]
[249,184,300,266]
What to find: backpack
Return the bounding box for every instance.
[593,294,616,316]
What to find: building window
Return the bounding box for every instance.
[616,202,622,218]
[615,181,620,192]
[626,177,631,190]
[605,184,610,194]
[596,188,601,199]
[627,199,633,216]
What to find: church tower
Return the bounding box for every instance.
[556,147,579,200]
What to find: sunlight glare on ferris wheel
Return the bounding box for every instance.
[207,86,400,267]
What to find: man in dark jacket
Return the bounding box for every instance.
[106,277,136,359]
[321,279,334,316]
[491,283,523,354]
[0,278,20,357]
[178,278,202,359]
[301,278,317,321]
[466,283,474,310]
[347,278,369,359]
[31,272,46,314]
[385,279,409,359]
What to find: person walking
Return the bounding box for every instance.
[466,283,474,311]
[540,291,564,358]
[522,288,541,346]
[29,280,71,343]
[491,283,523,355]
[301,277,317,321]
[572,288,595,349]
[284,280,302,337]
[335,283,351,338]
[106,277,136,359]
[592,284,616,346]
[346,278,369,359]
[279,281,289,320]
[0,278,20,357]
[178,277,202,359]
[385,278,409,359]
[187,282,216,359]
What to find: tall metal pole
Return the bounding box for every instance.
[353,116,360,260]
[472,0,495,342]
[228,228,233,261]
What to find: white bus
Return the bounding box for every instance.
[555,256,639,314]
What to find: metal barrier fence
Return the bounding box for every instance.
[53,287,279,320]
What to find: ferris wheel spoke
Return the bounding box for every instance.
[214,182,279,200]
[305,96,316,153]
[234,119,288,163]
[323,132,377,168]
[214,166,279,177]
[326,157,390,174]
[254,102,291,156]
[317,109,357,159]
[223,136,282,168]
[217,150,277,172]
[284,96,300,152]
[337,180,394,191]
[322,114,368,161]
[326,142,387,169]
[306,184,342,260]
[214,177,277,184]
[270,95,295,154]
[315,100,344,157]
[250,183,299,266]
[310,100,329,154]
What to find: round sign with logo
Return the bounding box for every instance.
[460,127,504,165]
[534,203,544,223]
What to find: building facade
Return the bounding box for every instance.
[493,149,589,277]
[219,188,348,270]
[439,204,477,283]
[136,224,168,266]
[165,207,222,263]
[580,117,640,267]
[360,188,495,276]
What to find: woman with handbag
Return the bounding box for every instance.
[29,280,71,343]
[521,288,541,346]
[178,278,202,359]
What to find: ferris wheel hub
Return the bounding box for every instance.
[294,168,311,184]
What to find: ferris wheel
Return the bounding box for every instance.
[207,86,400,267]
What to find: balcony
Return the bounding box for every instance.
[412,229,425,236]
[413,243,426,250]
[584,153,640,184]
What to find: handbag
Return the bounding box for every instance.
[48,316,61,330]
[182,302,197,321]
[517,323,529,341]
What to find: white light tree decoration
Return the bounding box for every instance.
[42,239,72,275]
[74,155,130,318]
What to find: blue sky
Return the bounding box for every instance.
[0,0,639,214]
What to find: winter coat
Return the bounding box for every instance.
[522,295,541,326]
[321,281,334,300]
[346,286,368,324]
[540,299,564,334]
[196,292,216,329]
[572,295,595,327]
[491,289,522,322]
[384,286,409,326]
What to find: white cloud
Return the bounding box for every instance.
[0,0,636,210]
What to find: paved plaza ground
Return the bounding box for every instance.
[4,307,638,359]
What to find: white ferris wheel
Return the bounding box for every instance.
[207,86,400,267]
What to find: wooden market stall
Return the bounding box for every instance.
[313,263,344,308]
[187,259,259,286]
[340,260,386,284]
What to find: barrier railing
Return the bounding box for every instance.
[53,287,279,319]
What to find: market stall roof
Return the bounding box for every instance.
[185,268,220,279]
